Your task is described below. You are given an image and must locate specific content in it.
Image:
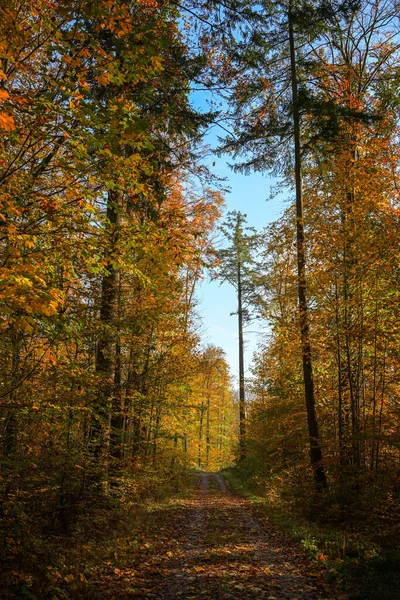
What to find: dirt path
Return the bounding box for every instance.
[99,472,340,599]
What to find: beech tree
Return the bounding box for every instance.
[0,0,229,528]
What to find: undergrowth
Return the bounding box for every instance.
[222,466,400,600]
[1,465,196,600]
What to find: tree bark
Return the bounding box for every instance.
[3,331,20,457]
[289,9,327,488]
[206,393,211,467]
[198,402,205,468]
[237,239,246,461]
[90,189,121,483]
[110,339,124,461]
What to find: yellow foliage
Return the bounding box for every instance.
[0,112,15,131]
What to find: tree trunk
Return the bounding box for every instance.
[237,251,246,461]
[289,10,327,488]
[370,291,379,470]
[3,330,20,457]
[206,393,211,467]
[90,189,121,484]
[110,339,124,462]
[334,274,345,464]
[198,402,204,468]
[170,432,179,472]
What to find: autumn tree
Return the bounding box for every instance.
[242,0,400,493]
[189,345,235,470]
[0,1,226,574]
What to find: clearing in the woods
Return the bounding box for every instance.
[97,472,341,599]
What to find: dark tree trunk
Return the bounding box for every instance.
[110,273,124,464]
[198,402,205,468]
[334,275,346,465]
[3,331,20,457]
[110,339,124,462]
[237,254,246,461]
[370,293,379,470]
[206,394,211,467]
[90,189,121,483]
[289,10,327,488]
[170,432,179,472]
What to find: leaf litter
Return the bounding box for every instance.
[95,473,344,599]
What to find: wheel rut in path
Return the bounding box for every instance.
[103,472,341,599]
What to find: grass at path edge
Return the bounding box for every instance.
[220,467,400,600]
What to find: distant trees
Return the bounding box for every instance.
[195,346,235,470]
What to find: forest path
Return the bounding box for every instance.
[100,472,341,600]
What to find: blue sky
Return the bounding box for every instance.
[193,120,287,383]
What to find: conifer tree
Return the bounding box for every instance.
[213,211,257,461]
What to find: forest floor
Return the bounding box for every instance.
[88,471,343,600]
